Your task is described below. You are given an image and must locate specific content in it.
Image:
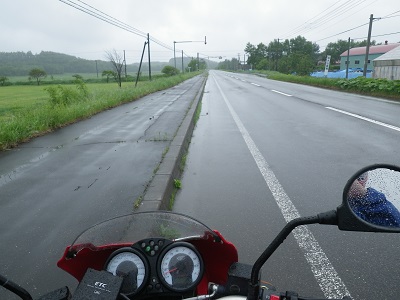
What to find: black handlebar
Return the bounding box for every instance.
[0,274,33,300]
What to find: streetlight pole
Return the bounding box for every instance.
[173,36,206,70]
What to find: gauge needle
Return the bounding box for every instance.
[164,267,178,275]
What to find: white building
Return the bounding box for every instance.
[373,45,400,80]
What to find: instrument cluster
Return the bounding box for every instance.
[104,238,204,297]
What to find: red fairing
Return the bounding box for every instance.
[57,230,238,295]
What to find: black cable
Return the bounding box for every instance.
[58,0,185,53]
[281,0,371,39]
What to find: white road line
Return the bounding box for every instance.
[251,83,261,87]
[213,76,351,299]
[272,90,292,97]
[326,107,400,132]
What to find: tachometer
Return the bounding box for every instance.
[158,242,203,292]
[105,248,149,295]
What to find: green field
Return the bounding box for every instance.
[0,85,48,115]
[5,72,161,83]
[0,83,126,117]
[0,72,204,150]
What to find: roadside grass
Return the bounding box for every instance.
[0,72,202,150]
[253,70,400,100]
[5,72,163,84]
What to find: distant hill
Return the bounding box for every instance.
[0,51,218,77]
[0,51,172,76]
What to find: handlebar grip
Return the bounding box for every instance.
[0,274,33,300]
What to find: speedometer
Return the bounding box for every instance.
[158,242,203,292]
[105,248,149,295]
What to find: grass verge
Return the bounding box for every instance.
[253,70,400,100]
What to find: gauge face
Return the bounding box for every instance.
[159,243,203,292]
[105,249,148,294]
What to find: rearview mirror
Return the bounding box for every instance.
[338,164,400,232]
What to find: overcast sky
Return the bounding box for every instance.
[1,0,399,63]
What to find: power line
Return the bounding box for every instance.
[279,0,344,38]
[316,9,400,43]
[310,0,378,37]
[75,0,147,37]
[353,31,400,40]
[280,0,372,39]
[59,0,147,38]
[59,0,186,54]
[383,9,400,18]
[297,0,372,37]
[279,0,381,42]
[315,22,370,42]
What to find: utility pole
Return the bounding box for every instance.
[123,50,127,79]
[181,50,184,73]
[174,42,177,69]
[95,60,99,78]
[135,41,147,87]
[363,14,374,77]
[147,33,151,81]
[346,37,351,79]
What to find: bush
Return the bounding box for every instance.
[335,77,400,95]
[45,80,89,106]
[161,66,180,76]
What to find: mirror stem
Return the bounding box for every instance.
[317,210,338,225]
[248,215,320,300]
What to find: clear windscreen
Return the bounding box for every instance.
[69,211,218,253]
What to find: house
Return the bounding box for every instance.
[373,45,400,80]
[340,43,400,71]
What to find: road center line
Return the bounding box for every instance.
[326,107,400,132]
[213,76,351,299]
[271,90,292,97]
[251,83,261,87]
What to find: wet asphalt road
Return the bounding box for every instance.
[173,70,400,300]
[0,75,205,299]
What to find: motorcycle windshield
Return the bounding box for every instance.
[68,211,218,254]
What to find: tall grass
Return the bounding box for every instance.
[0,72,203,150]
[255,70,400,99]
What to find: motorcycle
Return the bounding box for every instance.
[2,164,400,300]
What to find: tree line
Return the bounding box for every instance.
[218,36,383,75]
[0,51,171,77]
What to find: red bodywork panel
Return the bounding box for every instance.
[57,230,238,295]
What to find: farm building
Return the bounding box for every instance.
[373,45,400,80]
[340,43,400,71]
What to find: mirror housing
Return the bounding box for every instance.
[337,164,400,233]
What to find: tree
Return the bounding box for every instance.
[105,50,124,87]
[161,66,180,76]
[217,58,240,71]
[267,39,285,71]
[245,42,268,68]
[102,70,115,83]
[29,68,47,85]
[0,76,9,86]
[256,58,269,70]
[186,58,207,72]
[72,74,83,81]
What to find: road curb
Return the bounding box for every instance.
[136,75,207,212]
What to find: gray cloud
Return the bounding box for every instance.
[1,0,399,62]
